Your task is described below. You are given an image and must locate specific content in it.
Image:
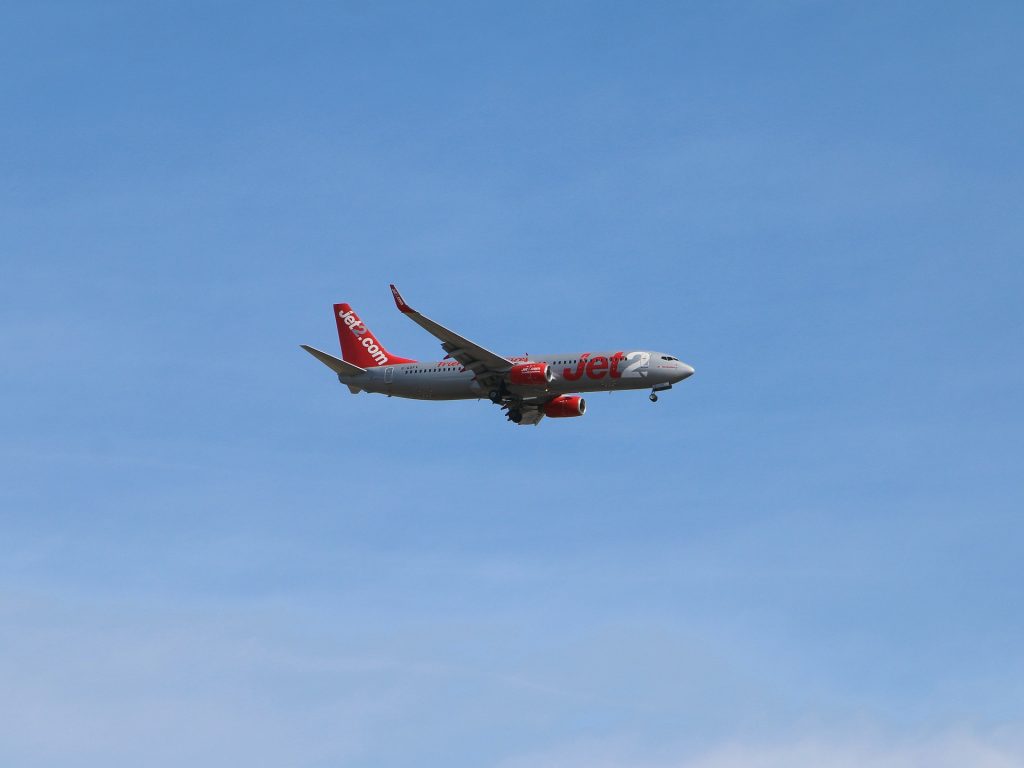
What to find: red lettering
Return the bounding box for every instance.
[608,351,625,378]
[586,356,608,379]
[563,353,590,382]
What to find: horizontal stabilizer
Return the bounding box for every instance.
[300,345,367,377]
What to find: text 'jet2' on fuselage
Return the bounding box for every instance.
[301,285,694,426]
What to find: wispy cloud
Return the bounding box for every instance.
[496,729,1024,768]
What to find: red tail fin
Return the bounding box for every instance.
[333,303,415,367]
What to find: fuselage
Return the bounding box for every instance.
[343,350,694,400]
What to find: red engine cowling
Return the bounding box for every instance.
[543,395,586,418]
[508,362,554,388]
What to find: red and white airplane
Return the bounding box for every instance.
[301,285,694,426]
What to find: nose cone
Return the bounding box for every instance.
[677,363,695,381]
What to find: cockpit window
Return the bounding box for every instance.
[661,356,678,361]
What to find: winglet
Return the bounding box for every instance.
[390,284,412,313]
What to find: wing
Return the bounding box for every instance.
[389,285,559,425]
[389,284,512,386]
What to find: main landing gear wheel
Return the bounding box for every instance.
[649,392,659,403]
[507,409,523,424]
[489,389,502,404]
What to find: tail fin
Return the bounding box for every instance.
[334,303,415,367]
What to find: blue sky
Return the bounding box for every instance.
[2,2,1023,766]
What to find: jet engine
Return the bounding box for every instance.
[508,362,554,387]
[543,396,586,418]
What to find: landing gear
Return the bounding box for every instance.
[507,409,523,424]
[650,382,672,403]
[489,382,512,404]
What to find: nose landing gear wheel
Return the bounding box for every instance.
[649,392,659,402]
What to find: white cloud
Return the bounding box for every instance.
[496,729,1024,768]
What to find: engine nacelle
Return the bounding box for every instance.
[508,362,554,388]
[543,395,586,418]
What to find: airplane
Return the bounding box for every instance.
[301,284,694,426]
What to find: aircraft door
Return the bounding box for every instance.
[620,351,650,380]
[637,352,650,377]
